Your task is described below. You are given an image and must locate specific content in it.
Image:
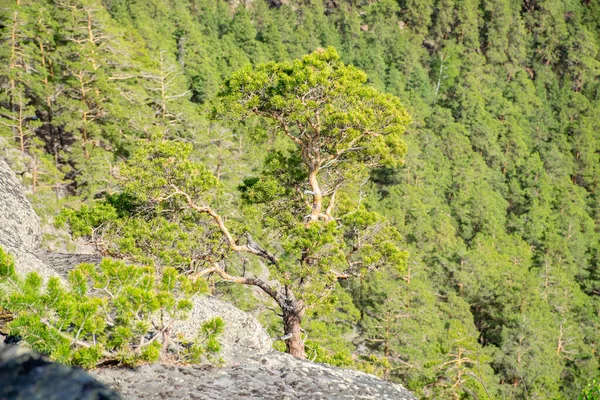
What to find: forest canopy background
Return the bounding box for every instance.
[1,0,600,398]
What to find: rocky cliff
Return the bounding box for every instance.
[0,157,61,280]
[0,155,416,400]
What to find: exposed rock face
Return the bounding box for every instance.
[0,157,60,280]
[35,251,103,276]
[92,350,416,400]
[173,296,272,357]
[0,344,122,400]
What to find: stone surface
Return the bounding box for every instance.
[0,157,60,280]
[173,296,272,358]
[92,351,416,400]
[35,251,103,276]
[0,344,122,400]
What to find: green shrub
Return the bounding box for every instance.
[580,380,600,400]
[0,247,223,368]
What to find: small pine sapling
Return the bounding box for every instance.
[0,247,223,368]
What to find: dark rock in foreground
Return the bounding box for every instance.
[0,344,122,400]
[92,350,416,400]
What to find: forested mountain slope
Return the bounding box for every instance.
[1,0,600,398]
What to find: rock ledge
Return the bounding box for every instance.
[92,351,416,400]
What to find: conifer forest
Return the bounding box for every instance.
[1,0,600,398]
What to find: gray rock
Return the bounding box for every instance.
[0,344,121,400]
[0,157,61,281]
[35,251,103,275]
[92,351,416,400]
[172,296,272,358]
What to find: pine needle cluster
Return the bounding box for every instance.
[0,247,223,368]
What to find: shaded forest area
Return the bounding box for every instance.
[1,0,600,398]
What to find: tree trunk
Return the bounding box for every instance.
[308,167,322,222]
[283,306,306,359]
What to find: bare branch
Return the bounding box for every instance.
[169,185,279,266]
[195,264,282,305]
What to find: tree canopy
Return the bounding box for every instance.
[58,49,410,358]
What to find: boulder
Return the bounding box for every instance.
[0,157,60,280]
[172,296,272,358]
[0,343,122,400]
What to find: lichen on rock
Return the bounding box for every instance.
[91,350,416,400]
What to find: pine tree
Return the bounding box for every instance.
[58,48,411,359]
[0,247,223,367]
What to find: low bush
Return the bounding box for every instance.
[0,247,223,368]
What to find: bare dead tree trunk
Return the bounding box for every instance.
[76,70,91,159]
[85,9,98,71]
[17,93,25,153]
[177,36,186,68]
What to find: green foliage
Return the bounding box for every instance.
[120,141,220,204]
[219,47,410,171]
[2,0,600,397]
[178,317,225,363]
[580,380,600,400]
[55,203,118,237]
[55,141,230,270]
[217,48,410,316]
[57,52,410,359]
[0,247,220,368]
